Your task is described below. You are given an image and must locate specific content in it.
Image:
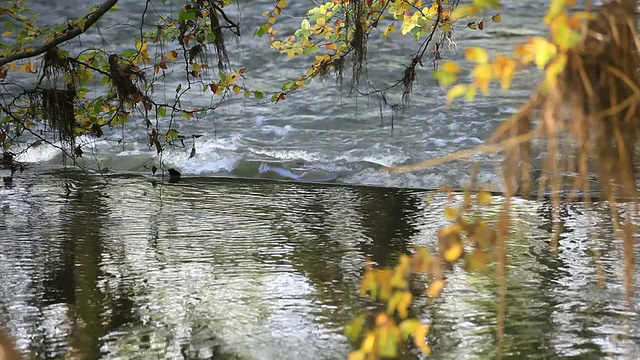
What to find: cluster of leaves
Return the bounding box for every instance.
[0,0,272,170]
[255,0,502,105]
[0,0,508,165]
[436,0,592,104]
[346,190,499,360]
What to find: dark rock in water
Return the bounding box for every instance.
[167,168,181,183]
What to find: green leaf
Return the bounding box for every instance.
[79,17,88,31]
[92,99,102,114]
[255,23,269,37]
[157,106,166,117]
[121,49,137,59]
[166,128,179,139]
[254,91,264,99]
[301,18,311,31]
[3,21,17,31]
[378,330,398,358]
[344,313,367,341]
[178,8,197,22]
[433,70,457,86]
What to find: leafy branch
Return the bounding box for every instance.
[0,0,120,67]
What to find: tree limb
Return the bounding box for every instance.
[0,0,119,67]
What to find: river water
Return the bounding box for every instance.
[2,0,640,359]
[1,171,639,359]
[13,0,549,189]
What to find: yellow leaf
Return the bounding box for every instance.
[477,191,492,205]
[493,54,516,90]
[383,24,395,37]
[2,31,11,37]
[441,223,462,236]
[531,37,557,69]
[397,291,412,319]
[465,47,488,64]
[446,84,467,105]
[467,22,477,29]
[441,61,460,74]
[412,247,431,272]
[492,13,501,22]
[552,19,580,50]
[545,53,567,87]
[375,269,393,301]
[387,291,401,316]
[399,319,420,339]
[426,3,439,17]
[232,85,241,94]
[316,17,326,26]
[278,0,287,7]
[464,85,477,101]
[361,332,376,353]
[390,256,410,289]
[413,324,431,354]
[472,63,492,95]
[450,5,477,21]
[18,63,32,73]
[442,22,451,33]
[401,21,416,35]
[359,268,376,297]
[464,249,490,272]
[163,50,178,62]
[427,279,445,297]
[268,16,276,24]
[348,350,365,360]
[443,242,463,262]
[444,207,458,220]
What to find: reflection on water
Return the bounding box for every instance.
[0,171,639,359]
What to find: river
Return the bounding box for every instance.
[14,0,549,190]
[1,171,639,359]
[1,0,640,359]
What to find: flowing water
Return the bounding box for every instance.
[1,171,639,359]
[2,0,640,359]
[12,0,550,189]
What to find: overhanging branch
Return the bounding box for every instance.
[0,0,119,67]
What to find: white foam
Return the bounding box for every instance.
[334,145,409,167]
[361,154,409,167]
[178,157,240,175]
[247,147,322,162]
[15,143,62,163]
[260,125,296,136]
[254,115,268,127]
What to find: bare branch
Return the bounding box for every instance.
[0,0,119,67]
